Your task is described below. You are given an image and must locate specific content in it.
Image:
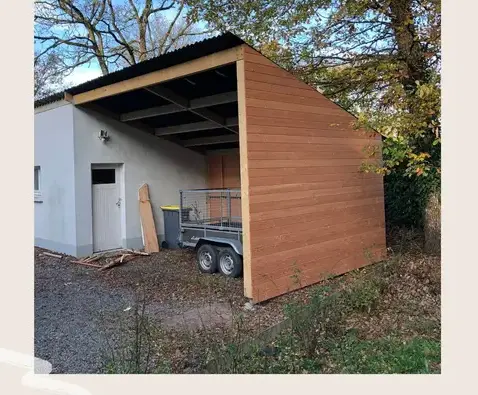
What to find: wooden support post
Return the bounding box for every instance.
[236,49,253,299]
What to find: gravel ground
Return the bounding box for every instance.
[35,248,142,373]
[34,246,307,373]
[34,247,237,373]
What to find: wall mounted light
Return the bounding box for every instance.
[98,129,110,143]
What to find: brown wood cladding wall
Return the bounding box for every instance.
[207,151,241,188]
[207,151,242,219]
[240,45,387,302]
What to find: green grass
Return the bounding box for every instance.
[326,334,441,374]
[210,331,440,374]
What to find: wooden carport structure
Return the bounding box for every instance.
[58,33,386,303]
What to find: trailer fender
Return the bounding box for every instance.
[195,237,243,256]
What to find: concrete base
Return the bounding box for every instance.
[35,234,165,258]
[34,238,78,257]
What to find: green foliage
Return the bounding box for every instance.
[210,334,324,374]
[284,286,346,357]
[358,76,441,179]
[207,268,439,374]
[345,277,386,313]
[209,281,387,373]
[100,247,440,374]
[238,279,386,366]
[328,334,441,374]
[384,168,440,229]
[210,332,440,374]
[188,0,441,227]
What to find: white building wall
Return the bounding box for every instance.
[72,106,208,257]
[34,103,78,255]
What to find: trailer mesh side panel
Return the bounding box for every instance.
[180,189,242,230]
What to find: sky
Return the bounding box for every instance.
[35,1,211,89]
[65,62,101,86]
[64,64,103,86]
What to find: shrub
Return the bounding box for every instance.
[384,170,440,230]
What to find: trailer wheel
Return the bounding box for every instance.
[196,244,218,274]
[218,248,243,278]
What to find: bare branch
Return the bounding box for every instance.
[35,0,210,75]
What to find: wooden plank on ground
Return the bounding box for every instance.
[41,252,63,259]
[138,183,160,253]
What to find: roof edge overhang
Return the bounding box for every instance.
[72,45,244,106]
[34,32,245,109]
[33,31,368,135]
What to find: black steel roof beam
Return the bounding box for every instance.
[120,103,184,122]
[155,117,238,136]
[182,134,239,147]
[144,85,238,134]
[119,91,237,122]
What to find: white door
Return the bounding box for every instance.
[92,167,122,252]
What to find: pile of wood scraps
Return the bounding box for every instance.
[70,249,150,271]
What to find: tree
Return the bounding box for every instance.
[34,51,67,99]
[187,0,441,252]
[35,0,211,76]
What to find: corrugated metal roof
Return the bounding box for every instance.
[34,32,245,108]
[34,91,65,108]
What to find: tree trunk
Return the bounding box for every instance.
[88,29,109,75]
[424,190,441,255]
[139,22,148,62]
[388,0,428,91]
[389,0,440,252]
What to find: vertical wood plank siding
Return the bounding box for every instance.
[207,151,242,220]
[207,151,241,188]
[241,45,386,302]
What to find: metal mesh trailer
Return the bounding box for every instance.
[179,188,242,245]
[179,188,243,277]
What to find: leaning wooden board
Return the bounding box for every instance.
[138,183,160,253]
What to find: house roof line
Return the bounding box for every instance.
[34,32,245,108]
[33,31,372,134]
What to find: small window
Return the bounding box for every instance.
[92,168,115,185]
[34,166,41,192]
[34,166,42,202]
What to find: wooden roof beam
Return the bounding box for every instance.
[72,46,244,104]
